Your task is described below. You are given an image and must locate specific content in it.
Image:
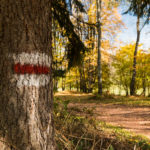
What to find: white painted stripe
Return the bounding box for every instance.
[14,74,50,87]
[12,52,51,67]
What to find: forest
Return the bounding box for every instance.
[0,0,150,150]
[53,0,150,97]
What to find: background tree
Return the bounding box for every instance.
[123,0,150,95]
[112,43,150,96]
[136,50,150,96]
[96,0,103,94]
[113,44,135,95]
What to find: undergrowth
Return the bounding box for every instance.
[54,97,150,150]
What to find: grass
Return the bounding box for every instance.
[55,91,150,107]
[54,94,150,150]
[98,121,150,148]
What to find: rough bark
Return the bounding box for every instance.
[130,15,141,95]
[0,0,55,150]
[96,0,103,95]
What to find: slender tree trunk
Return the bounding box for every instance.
[62,77,66,91]
[130,15,141,95]
[64,78,66,91]
[53,20,58,92]
[88,58,93,93]
[148,85,150,97]
[126,88,129,96]
[96,0,103,95]
[62,77,64,91]
[0,0,55,149]
[79,67,82,92]
[142,74,146,96]
[79,65,86,92]
[76,69,79,92]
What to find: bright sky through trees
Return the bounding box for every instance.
[117,6,150,50]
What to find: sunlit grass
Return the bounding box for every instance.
[98,121,150,150]
[99,121,150,141]
[55,91,150,107]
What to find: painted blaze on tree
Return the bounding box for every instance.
[0,0,55,150]
[12,52,51,87]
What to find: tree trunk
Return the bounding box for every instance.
[96,0,103,95]
[148,85,150,97]
[79,65,86,92]
[62,77,64,91]
[130,15,141,95]
[53,20,58,92]
[0,0,55,150]
[142,75,146,96]
[126,89,129,96]
[76,69,79,92]
[62,77,66,91]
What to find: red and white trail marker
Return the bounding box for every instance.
[10,52,51,145]
[12,52,51,87]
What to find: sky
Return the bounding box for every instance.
[117,7,150,50]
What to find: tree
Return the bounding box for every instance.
[96,0,103,94]
[130,12,141,95]
[136,50,150,96]
[0,0,88,149]
[112,43,150,96]
[124,0,150,95]
[113,44,135,95]
[86,0,123,94]
[125,0,150,25]
[0,0,55,149]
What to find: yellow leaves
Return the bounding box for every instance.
[112,8,122,19]
[87,0,124,39]
[114,43,150,79]
[88,2,96,24]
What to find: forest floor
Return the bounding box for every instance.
[55,91,150,139]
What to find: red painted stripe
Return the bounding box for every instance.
[14,63,50,74]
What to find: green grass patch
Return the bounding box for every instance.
[55,92,150,107]
[93,96,150,107]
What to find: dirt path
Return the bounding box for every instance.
[69,103,150,139]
